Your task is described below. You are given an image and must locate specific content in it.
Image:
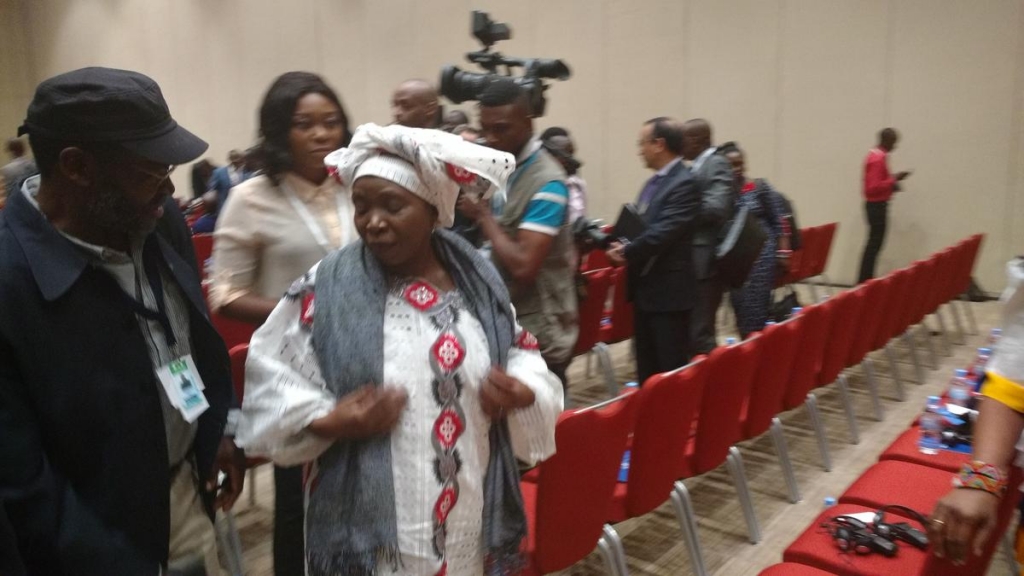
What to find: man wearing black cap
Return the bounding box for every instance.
[0,67,242,575]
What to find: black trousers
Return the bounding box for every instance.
[690,276,724,356]
[273,465,306,576]
[634,308,692,385]
[858,201,889,283]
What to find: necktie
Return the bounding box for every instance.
[638,173,663,212]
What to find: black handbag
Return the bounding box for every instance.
[770,286,802,323]
[715,202,768,289]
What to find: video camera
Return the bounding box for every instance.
[440,11,571,117]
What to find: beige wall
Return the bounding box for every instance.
[2,0,1022,290]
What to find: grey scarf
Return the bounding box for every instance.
[309,228,526,575]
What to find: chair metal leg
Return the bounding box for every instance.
[884,343,906,397]
[836,374,861,444]
[805,393,832,472]
[861,358,886,419]
[597,531,621,576]
[1002,525,1021,576]
[902,330,926,384]
[602,524,630,576]
[959,296,979,335]
[916,324,939,369]
[821,273,835,297]
[948,302,967,344]
[593,342,618,398]
[726,447,761,544]
[671,481,709,576]
[216,509,245,576]
[934,309,954,353]
[247,467,256,506]
[769,418,801,503]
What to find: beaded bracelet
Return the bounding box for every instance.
[952,461,1009,497]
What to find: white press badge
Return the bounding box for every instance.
[157,355,209,423]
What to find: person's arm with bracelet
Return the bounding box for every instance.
[208,191,278,324]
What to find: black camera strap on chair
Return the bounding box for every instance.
[872,504,930,550]
[822,515,899,558]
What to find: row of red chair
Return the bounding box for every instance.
[527,233,985,575]
[761,236,1010,576]
[776,223,838,301]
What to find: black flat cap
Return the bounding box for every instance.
[18,67,208,165]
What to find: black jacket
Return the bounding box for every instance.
[0,188,232,575]
[624,161,702,312]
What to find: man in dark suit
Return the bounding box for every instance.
[607,117,701,383]
[0,67,243,575]
[681,118,736,355]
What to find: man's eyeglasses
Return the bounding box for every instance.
[132,164,176,184]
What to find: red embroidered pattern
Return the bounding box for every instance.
[432,333,466,373]
[404,281,439,311]
[445,162,477,184]
[515,330,540,351]
[300,293,315,328]
[433,408,465,450]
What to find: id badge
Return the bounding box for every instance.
[157,355,209,423]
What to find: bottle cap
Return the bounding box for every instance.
[624,381,639,388]
[927,395,942,404]
[766,321,777,326]
[791,307,803,314]
[992,328,1003,336]
[824,497,837,507]
[955,369,968,378]
[726,337,737,345]
[979,347,992,355]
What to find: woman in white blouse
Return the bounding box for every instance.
[209,71,356,576]
[236,124,562,576]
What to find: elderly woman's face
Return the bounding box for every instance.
[352,176,437,270]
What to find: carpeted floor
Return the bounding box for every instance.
[221,287,1014,575]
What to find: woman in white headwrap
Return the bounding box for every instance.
[235,124,562,576]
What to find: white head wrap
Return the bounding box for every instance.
[324,123,515,227]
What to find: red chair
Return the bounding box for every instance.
[607,360,709,576]
[791,226,820,286]
[805,223,838,301]
[581,249,612,272]
[227,344,268,506]
[686,336,765,544]
[780,303,834,471]
[758,564,837,576]
[520,393,637,575]
[572,268,617,397]
[191,233,214,278]
[877,425,970,473]
[952,234,983,336]
[814,289,868,445]
[843,277,895,421]
[598,266,634,346]
[870,268,915,390]
[741,320,803,504]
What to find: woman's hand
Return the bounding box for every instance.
[308,385,408,440]
[479,367,536,420]
[929,488,1001,564]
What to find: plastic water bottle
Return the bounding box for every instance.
[618,381,639,481]
[968,347,993,382]
[823,496,837,510]
[919,396,944,455]
[791,307,803,316]
[988,328,1003,345]
[947,369,973,408]
[725,337,737,346]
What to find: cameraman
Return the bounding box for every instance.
[456,78,578,387]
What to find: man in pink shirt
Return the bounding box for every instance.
[857,128,911,282]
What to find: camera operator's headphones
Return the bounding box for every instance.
[872,504,929,550]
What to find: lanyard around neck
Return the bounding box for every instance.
[280,180,345,254]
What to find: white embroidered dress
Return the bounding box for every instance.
[236,263,563,576]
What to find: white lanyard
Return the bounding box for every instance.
[280,181,347,254]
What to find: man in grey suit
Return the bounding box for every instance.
[681,118,736,354]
